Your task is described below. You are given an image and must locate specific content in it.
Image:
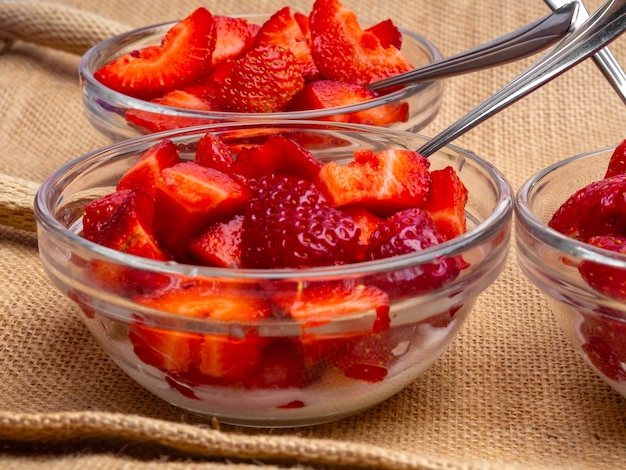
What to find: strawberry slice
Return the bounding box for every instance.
[315,148,432,217]
[125,84,220,133]
[94,7,217,100]
[217,44,305,113]
[423,166,468,241]
[366,19,403,49]
[605,138,626,178]
[212,15,259,66]
[230,134,323,182]
[308,0,413,85]
[154,161,251,260]
[254,7,320,81]
[287,80,408,126]
[187,214,244,268]
[548,174,626,241]
[579,234,626,300]
[117,139,180,196]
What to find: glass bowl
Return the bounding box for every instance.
[34,121,512,427]
[516,146,626,399]
[78,13,444,142]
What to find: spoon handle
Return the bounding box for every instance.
[368,3,577,92]
[418,0,626,157]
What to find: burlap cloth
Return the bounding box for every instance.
[2,0,626,468]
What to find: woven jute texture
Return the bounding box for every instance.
[2,0,626,468]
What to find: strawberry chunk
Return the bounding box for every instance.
[94,7,216,100]
[308,0,412,85]
[605,138,626,178]
[366,19,403,49]
[344,207,383,247]
[548,174,626,241]
[83,189,133,243]
[241,173,363,268]
[117,139,180,196]
[423,166,468,241]
[580,310,626,382]
[212,15,259,66]
[187,214,244,268]
[193,132,235,174]
[154,161,251,259]
[579,234,626,300]
[288,80,408,126]
[315,148,432,217]
[255,7,320,81]
[217,44,305,113]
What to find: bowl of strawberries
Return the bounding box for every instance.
[79,0,443,142]
[34,120,512,426]
[516,140,626,400]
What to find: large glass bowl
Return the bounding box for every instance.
[78,14,444,142]
[34,121,512,427]
[516,146,626,399]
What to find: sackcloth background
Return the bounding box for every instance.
[1,0,626,468]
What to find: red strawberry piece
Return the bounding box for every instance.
[230,134,323,182]
[343,206,383,247]
[548,174,626,241]
[217,44,305,113]
[366,19,403,49]
[193,132,235,174]
[240,173,363,268]
[308,0,413,85]
[131,279,272,380]
[423,166,468,241]
[579,310,626,382]
[255,7,320,81]
[154,161,251,260]
[365,207,460,298]
[315,148,432,217]
[212,15,260,66]
[125,84,220,133]
[272,281,389,328]
[605,139,626,178]
[117,139,180,196]
[579,234,626,300]
[187,214,244,268]
[83,189,133,243]
[94,7,217,100]
[287,80,409,126]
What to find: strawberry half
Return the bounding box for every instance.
[315,148,432,217]
[94,7,217,100]
[308,0,413,85]
[217,44,305,113]
[605,138,626,178]
[423,166,468,241]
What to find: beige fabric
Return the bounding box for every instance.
[2,0,626,468]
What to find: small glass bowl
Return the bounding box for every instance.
[35,121,512,427]
[78,14,444,142]
[516,146,626,399]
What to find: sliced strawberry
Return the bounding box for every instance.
[548,174,626,241]
[117,139,180,196]
[272,281,389,328]
[287,80,408,126]
[254,7,320,81]
[240,173,363,268]
[230,134,323,182]
[579,234,626,300]
[94,7,216,100]
[308,0,412,85]
[423,166,468,241]
[605,139,626,178]
[580,310,626,382]
[82,189,132,243]
[364,207,461,298]
[187,214,244,268]
[193,132,235,174]
[154,161,251,260]
[315,148,432,217]
[217,44,305,113]
[366,19,403,49]
[212,15,259,66]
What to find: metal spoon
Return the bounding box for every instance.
[544,0,626,104]
[368,2,577,92]
[418,0,626,157]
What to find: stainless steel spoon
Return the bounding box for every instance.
[368,2,577,92]
[544,0,626,104]
[418,0,626,157]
